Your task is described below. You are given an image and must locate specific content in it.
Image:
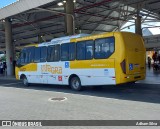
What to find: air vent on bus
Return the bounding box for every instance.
[120,59,126,74]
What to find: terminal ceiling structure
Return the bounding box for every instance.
[0,0,160,50]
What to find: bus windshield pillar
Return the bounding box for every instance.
[5,18,14,76]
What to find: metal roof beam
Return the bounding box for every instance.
[0,0,57,20]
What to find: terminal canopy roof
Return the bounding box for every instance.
[0,0,160,50]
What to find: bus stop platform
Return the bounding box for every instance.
[0,75,16,80]
[137,67,160,84]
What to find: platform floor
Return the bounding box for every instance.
[137,66,160,84]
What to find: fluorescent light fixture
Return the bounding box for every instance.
[57,2,63,6]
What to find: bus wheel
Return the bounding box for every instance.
[22,76,29,87]
[70,77,82,91]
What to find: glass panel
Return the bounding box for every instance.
[85,40,94,60]
[28,47,34,63]
[77,42,85,60]
[47,45,60,62]
[50,46,55,62]
[54,45,60,61]
[40,47,47,62]
[34,47,41,62]
[20,48,27,64]
[95,37,115,59]
[61,44,69,61]
[69,43,75,61]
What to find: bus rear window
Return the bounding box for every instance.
[95,37,115,59]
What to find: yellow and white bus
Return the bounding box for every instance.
[15,32,146,90]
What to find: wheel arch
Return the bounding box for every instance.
[20,74,26,80]
[68,74,81,85]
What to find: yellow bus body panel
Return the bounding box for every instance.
[70,59,115,69]
[15,63,37,80]
[113,32,146,84]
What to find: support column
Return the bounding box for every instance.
[135,15,142,36]
[5,18,14,76]
[65,0,75,35]
[64,2,67,34]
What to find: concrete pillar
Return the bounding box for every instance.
[64,2,67,34]
[65,0,75,35]
[5,18,14,76]
[135,15,142,36]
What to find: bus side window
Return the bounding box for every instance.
[95,38,105,59]
[61,43,75,61]
[18,47,34,64]
[24,49,29,63]
[48,46,55,62]
[27,47,35,63]
[77,41,85,60]
[20,48,27,64]
[86,40,94,60]
[48,45,60,62]
[34,47,41,63]
[54,45,60,61]
[40,46,47,62]
[95,37,115,59]
[69,43,75,61]
[109,40,115,53]
[61,44,69,61]
[47,46,52,62]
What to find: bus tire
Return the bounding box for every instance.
[22,76,29,87]
[70,77,82,91]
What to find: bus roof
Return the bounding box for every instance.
[38,34,89,47]
[23,32,138,48]
[71,32,114,42]
[71,32,138,42]
[51,34,89,42]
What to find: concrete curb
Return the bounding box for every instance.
[0,76,17,80]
